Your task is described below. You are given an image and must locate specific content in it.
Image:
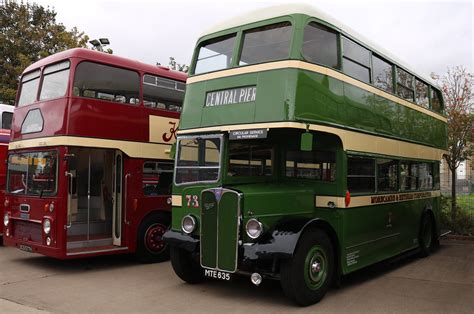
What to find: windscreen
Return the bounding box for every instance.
[7,151,58,196]
[175,136,222,185]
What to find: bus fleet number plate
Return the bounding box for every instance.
[19,245,33,253]
[204,269,231,281]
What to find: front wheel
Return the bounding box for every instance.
[280,229,334,306]
[136,212,170,263]
[170,246,205,284]
[419,214,434,257]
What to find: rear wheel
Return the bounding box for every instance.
[170,246,205,284]
[419,214,434,257]
[136,212,170,263]
[280,229,334,306]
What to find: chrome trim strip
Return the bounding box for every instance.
[66,247,129,256]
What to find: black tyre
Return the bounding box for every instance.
[419,214,434,257]
[170,246,205,284]
[136,212,170,263]
[280,229,334,306]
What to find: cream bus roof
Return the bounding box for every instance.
[201,3,440,89]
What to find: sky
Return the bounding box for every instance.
[33,0,473,78]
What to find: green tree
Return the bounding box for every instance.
[0,1,89,104]
[440,66,474,220]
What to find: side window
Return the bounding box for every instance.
[73,62,140,104]
[2,111,13,129]
[400,161,418,191]
[142,161,174,196]
[239,22,293,66]
[39,61,70,101]
[143,74,185,112]
[348,156,375,193]
[302,22,339,68]
[342,37,371,83]
[396,67,415,102]
[285,150,336,181]
[228,142,273,177]
[418,162,433,190]
[18,70,41,107]
[372,55,393,93]
[415,79,429,108]
[430,88,442,112]
[377,159,398,192]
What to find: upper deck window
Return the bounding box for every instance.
[415,79,429,108]
[143,74,185,112]
[302,22,339,68]
[40,61,70,101]
[239,22,292,66]
[194,34,236,75]
[2,111,12,129]
[73,62,140,105]
[342,37,371,84]
[372,55,393,93]
[396,67,415,102]
[18,70,41,107]
[430,88,442,112]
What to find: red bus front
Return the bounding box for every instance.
[3,49,186,260]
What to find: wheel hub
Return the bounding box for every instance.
[145,223,167,253]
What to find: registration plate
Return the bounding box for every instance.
[19,245,33,253]
[204,269,232,281]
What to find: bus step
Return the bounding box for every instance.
[67,237,113,249]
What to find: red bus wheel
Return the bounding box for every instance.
[145,223,167,253]
[136,212,170,263]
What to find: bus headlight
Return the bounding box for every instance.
[246,218,263,239]
[43,219,51,234]
[181,215,196,234]
[49,203,55,212]
[3,213,9,227]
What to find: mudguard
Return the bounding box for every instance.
[163,230,199,252]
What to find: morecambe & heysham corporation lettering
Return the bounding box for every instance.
[205,86,257,107]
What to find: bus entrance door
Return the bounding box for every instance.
[112,151,122,246]
[66,148,115,254]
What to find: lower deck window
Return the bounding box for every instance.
[285,150,336,181]
[143,161,174,196]
[348,157,375,193]
[228,143,273,177]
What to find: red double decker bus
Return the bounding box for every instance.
[3,49,186,261]
[0,104,14,242]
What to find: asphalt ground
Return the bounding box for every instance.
[0,239,473,313]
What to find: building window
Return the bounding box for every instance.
[396,67,415,102]
[348,156,375,193]
[377,159,398,192]
[239,22,292,66]
[372,55,393,93]
[302,22,339,68]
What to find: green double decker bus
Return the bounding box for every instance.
[164,4,447,305]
